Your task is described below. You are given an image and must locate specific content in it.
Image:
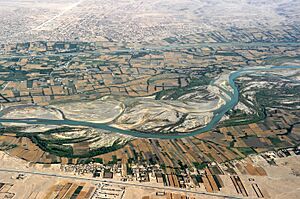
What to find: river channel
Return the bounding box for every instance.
[0,65,299,139]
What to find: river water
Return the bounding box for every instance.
[0,65,299,139]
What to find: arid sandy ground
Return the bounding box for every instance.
[1,150,300,199]
[254,155,300,199]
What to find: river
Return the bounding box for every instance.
[0,65,299,139]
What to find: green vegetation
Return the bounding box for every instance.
[79,158,93,164]
[193,162,208,170]
[237,147,256,156]
[41,127,77,135]
[155,76,211,100]
[222,109,265,127]
[27,133,127,158]
[163,37,178,44]
[160,163,166,170]
[0,142,17,150]
[93,158,103,164]
[222,73,300,128]
[268,137,282,146]
[178,160,188,170]
[127,164,133,175]
[108,155,118,165]
[46,143,74,157]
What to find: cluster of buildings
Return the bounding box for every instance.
[1,0,299,45]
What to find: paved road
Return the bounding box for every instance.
[0,168,244,199]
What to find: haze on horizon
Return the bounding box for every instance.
[0,0,299,43]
